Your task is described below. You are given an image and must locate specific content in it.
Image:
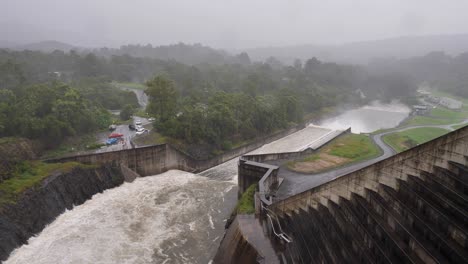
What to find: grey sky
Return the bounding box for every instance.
[1,0,468,49]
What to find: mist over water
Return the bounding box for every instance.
[318,101,411,133]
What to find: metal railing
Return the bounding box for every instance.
[262,204,292,243]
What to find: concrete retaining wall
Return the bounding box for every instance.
[238,159,279,206]
[270,125,468,216]
[48,123,308,177]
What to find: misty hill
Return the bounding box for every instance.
[15,40,79,52]
[245,34,468,65]
[92,43,250,66]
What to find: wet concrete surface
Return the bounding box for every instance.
[272,120,468,200]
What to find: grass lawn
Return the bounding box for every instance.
[41,132,105,159]
[430,107,468,120]
[0,161,95,206]
[132,130,170,146]
[113,82,146,90]
[236,183,257,214]
[383,127,450,153]
[404,106,468,126]
[288,133,381,174]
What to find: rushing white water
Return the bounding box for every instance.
[318,101,411,133]
[6,171,237,264]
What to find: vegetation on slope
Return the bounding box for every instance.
[288,133,381,174]
[382,127,450,153]
[236,183,257,214]
[0,161,95,206]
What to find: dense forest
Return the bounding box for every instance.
[4,46,459,152]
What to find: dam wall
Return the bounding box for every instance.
[270,125,468,216]
[268,125,468,263]
[48,124,306,176]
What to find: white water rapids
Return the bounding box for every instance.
[5,101,410,264]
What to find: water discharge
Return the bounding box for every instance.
[6,171,237,264]
[6,101,409,264]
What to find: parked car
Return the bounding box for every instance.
[136,129,149,135]
[128,124,136,130]
[135,119,142,125]
[108,124,116,131]
[108,133,124,139]
[148,117,155,122]
[106,138,119,145]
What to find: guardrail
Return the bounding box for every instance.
[262,204,291,243]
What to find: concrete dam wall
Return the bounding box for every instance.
[48,124,306,176]
[266,125,468,263]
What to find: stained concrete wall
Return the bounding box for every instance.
[48,123,307,177]
[213,216,260,264]
[270,125,468,216]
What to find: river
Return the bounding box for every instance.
[5,101,410,264]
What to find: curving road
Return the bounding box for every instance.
[274,119,468,199]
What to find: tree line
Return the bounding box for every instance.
[0,47,422,151]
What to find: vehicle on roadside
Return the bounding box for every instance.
[148,117,155,122]
[136,128,149,135]
[135,119,142,125]
[108,124,116,131]
[108,133,124,138]
[129,124,136,130]
[105,138,119,145]
[135,126,148,135]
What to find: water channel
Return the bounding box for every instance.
[5,101,410,264]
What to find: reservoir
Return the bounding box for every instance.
[318,101,410,133]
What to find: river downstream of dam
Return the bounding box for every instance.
[5,101,410,264]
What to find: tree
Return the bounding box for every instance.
[145,75,178,122]
[120,104,134,120]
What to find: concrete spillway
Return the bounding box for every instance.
[267,126,468,263]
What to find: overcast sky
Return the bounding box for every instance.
[1,0,468,49]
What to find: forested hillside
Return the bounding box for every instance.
[0,48,420,152]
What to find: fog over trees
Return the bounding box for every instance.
[1,1,468,153]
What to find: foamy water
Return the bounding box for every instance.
[318,101,410,133]
[6,171,237,264]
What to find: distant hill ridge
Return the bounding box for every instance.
[3,33,468,65]
[244,34,468,64]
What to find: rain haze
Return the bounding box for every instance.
[1,1,468,264]
[2,0,468,48]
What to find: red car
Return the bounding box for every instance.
[108,133,124,138]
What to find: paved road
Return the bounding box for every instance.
[94,85,150,153]
[274,119,468,199]
[94,116,151,153]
